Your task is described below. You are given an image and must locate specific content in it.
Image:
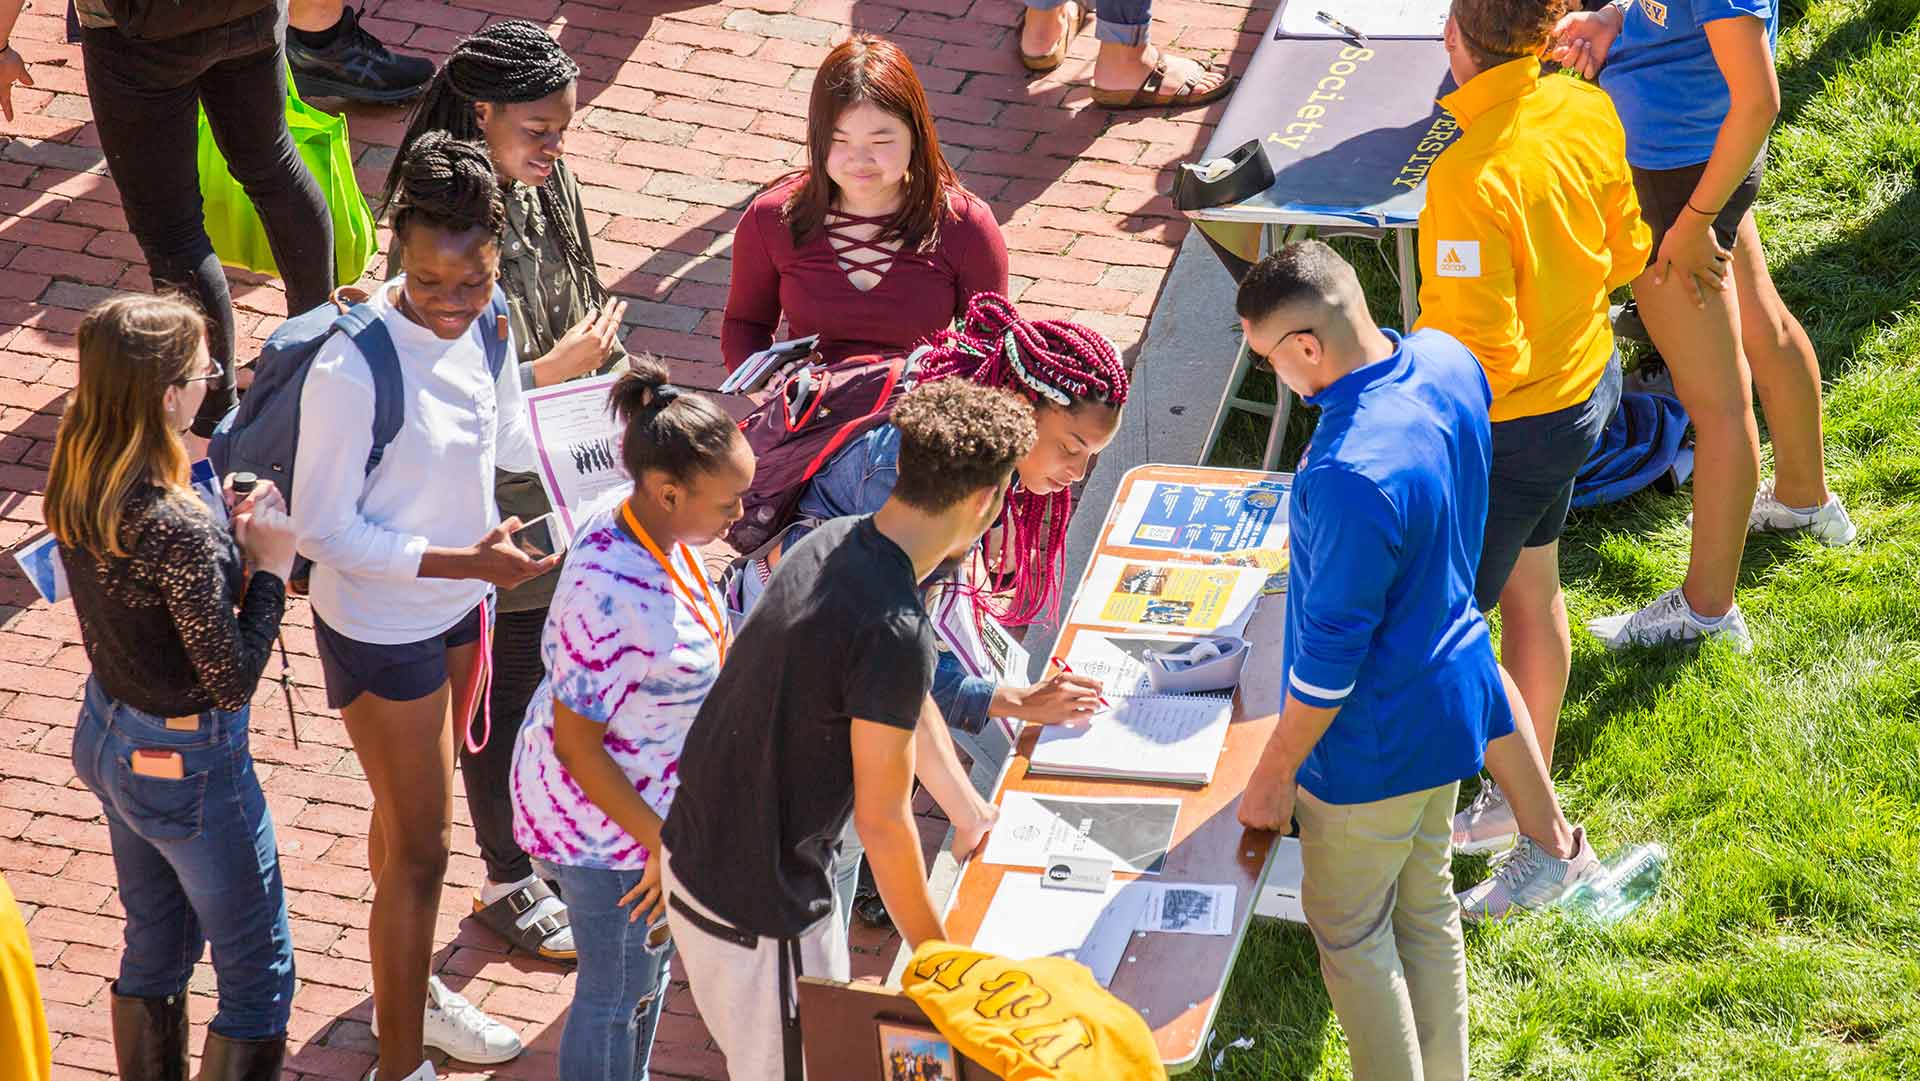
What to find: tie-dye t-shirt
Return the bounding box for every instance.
[509,502,720,871]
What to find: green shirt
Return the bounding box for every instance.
[387,159,625,612]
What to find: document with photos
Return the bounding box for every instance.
[525,371,626,538]
[1070,555,1266,636]
[981,792,1182,875]
[1028,693,1234,785]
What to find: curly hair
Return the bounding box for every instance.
[1451,0,1572,66]
[890,380,1037,514]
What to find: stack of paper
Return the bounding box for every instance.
[1028,694,1234,785]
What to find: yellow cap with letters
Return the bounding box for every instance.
[901,940,1168,1081]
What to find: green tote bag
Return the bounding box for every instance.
[197,70,376,288]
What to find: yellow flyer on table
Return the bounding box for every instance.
[1071,555,1267,635]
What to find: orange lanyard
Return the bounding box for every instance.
[621,500,729,664]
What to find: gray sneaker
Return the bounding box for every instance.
[1587,587,1753,654]
[1452,779,1517,856]
[1457,827,1602,922]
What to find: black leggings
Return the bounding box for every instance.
[81,5,333,436]
[462,606,548,885]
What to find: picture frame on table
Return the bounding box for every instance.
[876,1021,961,1081]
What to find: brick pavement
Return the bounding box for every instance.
[0,0,1271,1075]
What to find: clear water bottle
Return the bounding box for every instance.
[1560,842,1667,923]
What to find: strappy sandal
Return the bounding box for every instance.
[1016,0,1091,73]
[1092,52,1235,110]
[471,880,576,964]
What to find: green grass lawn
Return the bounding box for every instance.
[1197,2,1920,1077]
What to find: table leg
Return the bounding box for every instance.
[1396,226,1419,329]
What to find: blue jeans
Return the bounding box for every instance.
[545,861,675,1081]
[1025,0,1152,45]
[69,678,294,1040]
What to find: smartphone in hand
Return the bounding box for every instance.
[509,512,568,561]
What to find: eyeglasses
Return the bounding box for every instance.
[175,370,222,387]
[1254,327,1315,368]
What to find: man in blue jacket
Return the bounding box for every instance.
[1236,241,1512,1081]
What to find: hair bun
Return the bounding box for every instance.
[609,355,674,419]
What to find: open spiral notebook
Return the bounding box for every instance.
[1027,693,1235,785]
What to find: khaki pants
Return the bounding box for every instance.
[1296,783,1468,1081]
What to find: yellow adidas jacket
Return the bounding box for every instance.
[1415,57,1652,423]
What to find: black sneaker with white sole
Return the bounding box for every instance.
[286,6,434,106]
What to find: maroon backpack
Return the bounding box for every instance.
[726,350,920,554]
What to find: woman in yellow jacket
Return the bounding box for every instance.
[0,872,52,1081]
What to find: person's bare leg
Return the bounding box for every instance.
[340,643,476,1080]
[1633,265,1757,617]
[1732,211,1829,510]
[1498,543,1570,770]
[287,0,345,33]
[1020,2,1079,60]
[1482,668,1575,860]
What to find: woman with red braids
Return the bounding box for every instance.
[783,293,1131,923]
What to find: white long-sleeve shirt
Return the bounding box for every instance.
[292,280,538,644]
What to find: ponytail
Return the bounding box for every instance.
[611,356,740,483]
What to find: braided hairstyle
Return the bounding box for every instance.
[918,293,1131,627]
[383,20,607,304]
[390,131,507,243]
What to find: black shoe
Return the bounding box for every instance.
[286,6,435,106]
[110,990,189,1081]
[200,1031,288,1081]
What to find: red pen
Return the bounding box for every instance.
[1049,656,1112,709]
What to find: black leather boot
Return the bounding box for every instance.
[110,990,189,1081]
[198,1031,287,1081]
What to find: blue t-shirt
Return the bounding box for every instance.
[1283,329,1514,805]
[1600,0,1779,170]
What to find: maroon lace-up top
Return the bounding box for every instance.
[721,177,1009,370]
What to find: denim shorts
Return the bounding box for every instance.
[1476,359,1622,610]
[314,603,484,710]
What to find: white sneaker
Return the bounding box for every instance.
[365,1062,436,1081]
[370,976,523,1065]
[1587,587,1753,654]
[1452,779,1518,856]
[1747,479,1857,545]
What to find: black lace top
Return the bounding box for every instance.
[60,483,286,716]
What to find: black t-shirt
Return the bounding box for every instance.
[663,514,936,936]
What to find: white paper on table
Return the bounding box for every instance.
[1029,694,1234,784]
[981,791,1182,874]
[1139,883,1236,936]
[1069,555,1267,636]
[1275,0,1449,38]
[524,372,628,538]
[971,872,1155,987]
[1062,630,1224,698]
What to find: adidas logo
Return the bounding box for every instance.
[1435,240,1480,278]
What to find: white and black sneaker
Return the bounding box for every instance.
[370,976,523,1065]
[1747,479,1857,546]
[1587,587,1753,654]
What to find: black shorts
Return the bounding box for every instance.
[1631,154,1765,260]
[314,604,484,710]
[1475,360,1622,611]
